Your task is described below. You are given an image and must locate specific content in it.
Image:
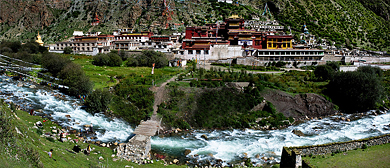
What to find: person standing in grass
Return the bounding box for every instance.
[87,144,91,155]
[48,149,53,158]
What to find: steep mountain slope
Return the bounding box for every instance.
[275,0,390,51]
[0,0,389,51]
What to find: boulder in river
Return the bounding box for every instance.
[292,130,305,137]
[184,149,191,155]
[201,134,208,140]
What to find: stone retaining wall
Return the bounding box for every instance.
[281,134,390,168]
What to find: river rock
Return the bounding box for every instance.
[243,152,248,158]
[292,130,305,137]
[261,156,268,161]
[341,117,345,121]
[29,85,36,88]
[99,156,104,160]
[184,149,191,155]
[208,153,214,157]
[346,118,351,122]
[173,159,179,164]
[201,134,208,140]
[52,129,57,133]
[17,82,23,87]
[269,157,274,160]
[255,154,260,158]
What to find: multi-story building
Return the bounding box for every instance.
[175,15,324,64]
[52,32,115,55]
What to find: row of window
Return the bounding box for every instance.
[58,43,95,47]
[256,56,322,61]
[57,47,92,51]
[258,51,324,55]
[187,50,209,55]
[267,43,291,48]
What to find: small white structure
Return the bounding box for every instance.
[73,31,84,36]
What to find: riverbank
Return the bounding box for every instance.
[0,100,185,168]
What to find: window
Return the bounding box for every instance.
[180,51,184,55]
[196,50,201,54]
[205,50,209,55]
[188,50,193,54]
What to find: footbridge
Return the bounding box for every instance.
[115,119,162,162]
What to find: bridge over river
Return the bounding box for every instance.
[114,74,177,162]
[115,119,161,161]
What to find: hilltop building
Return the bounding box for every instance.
[91,13,100,26]
[175,15,325,65]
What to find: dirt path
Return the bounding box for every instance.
[150,75,178,121]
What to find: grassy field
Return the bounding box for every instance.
[0,102,184,168]
[69,55,185,90]
[303,143,390,168]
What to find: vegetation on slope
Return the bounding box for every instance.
[276,0,390,51]
[1,0,389,51]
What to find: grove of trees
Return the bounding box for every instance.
[326,66,384,112]
[125,50,168,68]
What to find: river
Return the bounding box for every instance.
[0,75,389,165]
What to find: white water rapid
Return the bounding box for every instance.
[1,75,389,165]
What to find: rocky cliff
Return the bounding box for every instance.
[261,89,336,119]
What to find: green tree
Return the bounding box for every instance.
[63,46,73,54]
[107,53,122,66]
[326,66,384,112]
[126,50,168,68]
[326,61,340,71]
[85,89,112,114]
[42,53,71,76]
[314,65,334,81]
[59,63,93,96]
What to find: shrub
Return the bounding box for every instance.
[314,65,334,81]
[59,63,93,96]
[107,53,122,66]
[92,53,110,66]
[42,52,71,76]
[326,67,384,112]
[126,50,168,68]
[63,46,73,54]
[362,144,368,149]
[85,89,112,114]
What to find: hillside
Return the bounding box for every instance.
[0,0,389,51]
[0,100,183,168]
